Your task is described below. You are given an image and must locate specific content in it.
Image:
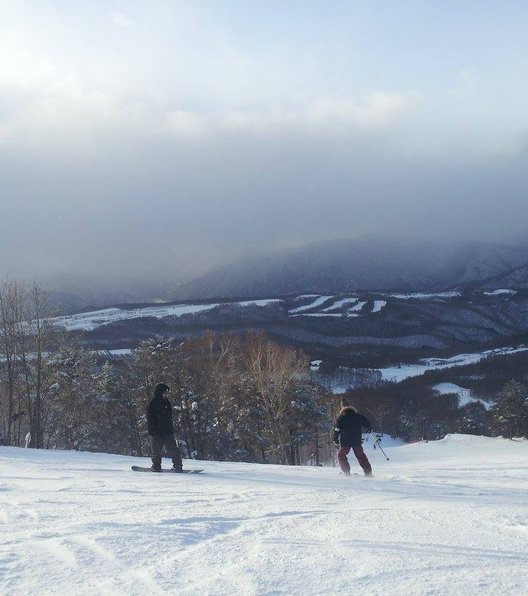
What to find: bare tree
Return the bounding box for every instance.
[0,279,23,444]
[17,283,59,448]
[0,279,64,448]
[242,332,309,464]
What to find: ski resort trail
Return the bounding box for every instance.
[1,435,527,595]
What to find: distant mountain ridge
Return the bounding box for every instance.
[173,236,528,300]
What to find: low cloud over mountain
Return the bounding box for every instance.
[174,236,528,300]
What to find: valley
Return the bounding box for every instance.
[54,288,528,369]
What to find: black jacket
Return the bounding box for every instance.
[333,408,372,447]
[147,396,175,437]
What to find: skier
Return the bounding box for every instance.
[147,383,183,472]
[333,405,373,476]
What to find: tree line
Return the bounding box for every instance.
[0,280,335,464]
[1,280,526,466]
[344,370,528,441]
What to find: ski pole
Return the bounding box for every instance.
[377,442,389,461]
[371,431,389,461]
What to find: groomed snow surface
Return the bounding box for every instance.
[1,435,527,595]
[377,345,528,383]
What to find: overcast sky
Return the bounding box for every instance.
[1,0,528,288]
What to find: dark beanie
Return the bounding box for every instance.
[154,383,170,399]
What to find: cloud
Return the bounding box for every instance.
[166,109,208,136]
[210,91,422,137]
[0,40,421,153]
[305,92,422,131]
[0,24,421,152]
[111,11,134,29]
[1,2,527,291]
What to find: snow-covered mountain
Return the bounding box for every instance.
[173,236,528,300]
[40,236,528,313]
[1,435,527,595]
[52,287,528,368]
[37,236,528,371]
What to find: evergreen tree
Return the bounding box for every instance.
[492,380,528,438]
[456,402,491,436]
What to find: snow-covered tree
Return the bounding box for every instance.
[492,380,528,438]
[456,402,491,436]
[45,345,97,450]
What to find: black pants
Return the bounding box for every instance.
[151,434,183,470]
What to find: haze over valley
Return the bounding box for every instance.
[1,2,528,303]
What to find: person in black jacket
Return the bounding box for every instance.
[147,383,183,472]
[333,405,373,476]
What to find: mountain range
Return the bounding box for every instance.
[172,235,528,300]
[43,235,528,315]
[43,235,528,368]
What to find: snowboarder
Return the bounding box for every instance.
[333,405,373,476]
[147,383,183,472]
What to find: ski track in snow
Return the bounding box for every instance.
[288,296,334,315]
[1,436,527,595]
[321,298,358,312]
[348,300,367,313]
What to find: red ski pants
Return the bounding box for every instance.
[337,445,372,475]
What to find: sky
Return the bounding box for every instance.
[1,0,528,291]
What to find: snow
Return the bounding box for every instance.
[483,289,517,296]
[321,298,358,312]
[37,289,524,334]
[236,299,282,307]
[291,313,342,318]
[377,345,528,383]
[288,296,334,314]
[290,298,378,318]
[1,435,527,595]
[53,305,220,331]
[347,300,367,313]
[388,292,462,300]
[97,349,133,356]
[372,300,386,313]
[433,382,474,406]
[361,433,405,448]
[52,300,283,332]
[433,383,492,410]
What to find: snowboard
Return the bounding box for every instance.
[339,472,372,478]
[131,466,204,474]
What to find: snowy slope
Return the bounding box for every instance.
[433,383,492,409]
[47,288,520,333]
[377,345,528,383]
[51,294,393,332]
[52,299,282,332]
[1,436,527,595]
